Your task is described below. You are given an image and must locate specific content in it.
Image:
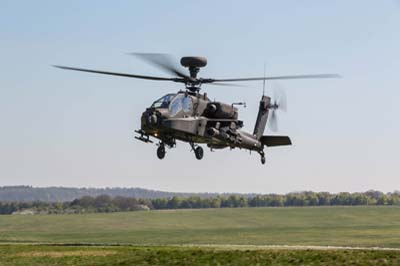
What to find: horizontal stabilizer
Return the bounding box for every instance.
[260,136,292,147]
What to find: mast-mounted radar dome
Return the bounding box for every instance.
[180,56,207,80]
[180,57,207,68]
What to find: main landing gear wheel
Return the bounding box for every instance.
[157,145,166,160]
[194,146,204,160]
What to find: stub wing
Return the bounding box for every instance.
[260,136,292,147]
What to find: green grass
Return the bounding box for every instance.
[0,245,400,266]
[1,206,400,247]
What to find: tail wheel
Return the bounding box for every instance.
[260,150,266,165]
[157,145,166,159]
[194,146,204,160]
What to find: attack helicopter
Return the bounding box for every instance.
[54,54,340,164]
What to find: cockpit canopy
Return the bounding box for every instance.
[151,94,176,109]
[151,93,193,117]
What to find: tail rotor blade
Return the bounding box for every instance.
[273,82,287,112]
[268,82,288,132]
[268,110,279,132]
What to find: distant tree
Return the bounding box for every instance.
[270,195,285,207]
[138,198,153,210]
[377,194,389,205]
[387,193,400,205]
[227,195,240,208]
[77,196,95,208]
[304,192,319,206]
[286,193,306,206]
[317,192,331,206]
[167,196,182,209]
[331,192,352,205]
[365,190,384,200]
[152,198,168,209]
[210,197,222,208]
[350,193,368,205]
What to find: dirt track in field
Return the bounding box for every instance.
[174,244,400,251]
[2,242,400,252]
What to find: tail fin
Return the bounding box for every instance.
[253,96,271,140]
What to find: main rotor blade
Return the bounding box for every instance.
[53,65,184,82]
[130,53,189,79]
[203,74,341,83]
[205,82,248,87]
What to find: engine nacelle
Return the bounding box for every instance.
[204,102,238,119]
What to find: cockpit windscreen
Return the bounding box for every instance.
[151,94,175,108]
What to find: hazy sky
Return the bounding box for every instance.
[1,1,399,193]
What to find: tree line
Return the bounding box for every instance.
[1,190,399,215]
[0,186,227,202]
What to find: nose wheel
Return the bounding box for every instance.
[157,144,166,160]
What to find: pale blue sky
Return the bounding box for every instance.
[1,1,399,193]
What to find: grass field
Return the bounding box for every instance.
[1,245,400,266]
[1,206,400,265]
[0,206,400,247]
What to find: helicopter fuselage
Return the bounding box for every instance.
[138,91,262,153]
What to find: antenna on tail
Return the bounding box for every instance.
[262,63,266,96]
